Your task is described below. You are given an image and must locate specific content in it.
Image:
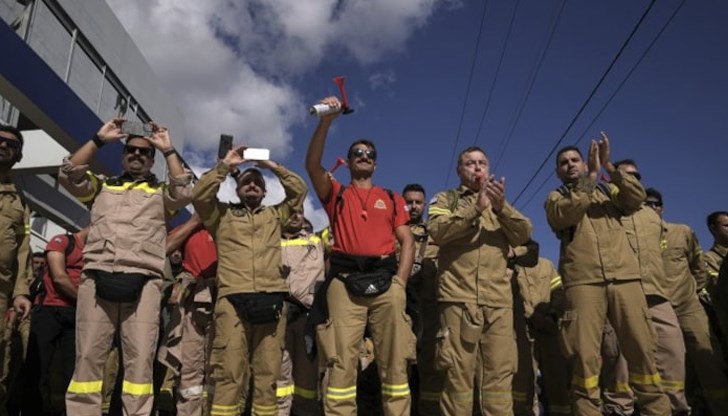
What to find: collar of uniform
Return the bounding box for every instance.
[712,243,728,258]
[229,202,264,215]
[283,229,306,240]
[108,171,160,186]
[457,184,477,197]
[409,223,428,241]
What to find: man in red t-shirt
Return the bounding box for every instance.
[305,96,415,416]
[22,226,89,414]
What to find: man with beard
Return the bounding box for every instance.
[305,96,415,416]
[60,119,193,416]
[193,146,306,416]
[0,125,33,414]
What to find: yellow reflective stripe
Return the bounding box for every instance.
[572,374,599,389]
[252,402,277,415]
[550,275,563,290]
[660,239,668,250]
[210,403,240,416]
[76,171,101,203]
[16,223,30,237]
[628,372,661,386]
[276,384,294,397]
[102,180,163,194]
[609,185,619,197]
[122,380,154,396]
[708,270,719,277]
[326,385,357,400]
[67,379,103,394]
[281,236,322,247]
[101,402,110,411]
[611,382,631,393]
[420,391,441,401]
[511,390,527,401]
[481,390,512,403]
[293,385,318,399]
[445,390,473,403]
[661,379,685,391]
[428,207,451,217]
[381,382,410,397]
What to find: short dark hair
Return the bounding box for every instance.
[402,183,426,196]
[457,146,488,166]
[707,211,728,230]
[555,145,582,165]
[613,159,638,169]
[645,187,663,204]
[0,125,24,148]
[348,139,376,157]
[32,252,45,259]
[236,167,265,190]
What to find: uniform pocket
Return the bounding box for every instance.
[209,334,228,381]
[434,327,453,371]
[558,310,578,359]
[315,319,338,365]
[401,312,418,362]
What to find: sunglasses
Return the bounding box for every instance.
[349,148,377,160]
[645,200,663,208]
[0,136,22,150]
[626,171,642,181]
[123,144,155,157]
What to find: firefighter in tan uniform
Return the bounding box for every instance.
[305,96,416,416]
[428,146,532,416]
[600,160,689,415]
[645,188,728,414]
[59,119,193,416]
[193,146,306,416]
[508,243,571,416]
[0,125,33,416]
[545,138,669,416]
[705,210,728,356]
[276,208,326,416]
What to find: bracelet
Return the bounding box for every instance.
[162,148,177,158]
[91,134,105,148]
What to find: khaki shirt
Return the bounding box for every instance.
[0,181,31,298]
[513,257,563,319]
[428,186,532,307]
[281,231,325,309]
[705,243,726,283]
[58,157,193,278]
[403,222,439,302]
[193,162,306,299]
[545,170,644,287]
[622,205,670,300]
[661,222,708,305]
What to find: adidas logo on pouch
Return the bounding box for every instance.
[365,284,378,295]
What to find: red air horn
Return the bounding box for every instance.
[333,76,354,114]
[309,76,355,116]
[329,156,347,173]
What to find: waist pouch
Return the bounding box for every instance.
[339,269,393,297]
[227,293,285,325]
[92,271,149,303]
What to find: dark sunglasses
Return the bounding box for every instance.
[645,200,663,208]
[349,148,377,160]
[0,136,22,150]
[123,144,155,157]
[626,171,642,181]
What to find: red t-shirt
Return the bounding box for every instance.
[38,233,84,307]
[323,179,409,257]
[180,228,218,278]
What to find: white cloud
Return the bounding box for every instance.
[369,69,397,91]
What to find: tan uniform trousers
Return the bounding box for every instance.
[411,273,444,416]
[209,296,286,416]
[318,276,415,416]
[602,298,688,415]
[673,293,728,413]
[512,308,541,416]
[0,308,29,415]
[559,281,670,416]
[437,302,516,416]
[276,311,322,416]
[101,345,119,414]
[66,277,163,416]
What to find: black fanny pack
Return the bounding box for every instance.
[92,271,149,303]
[340,269,393,297]
[227,293,285,325]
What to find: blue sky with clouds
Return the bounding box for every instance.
[108,0,727,262]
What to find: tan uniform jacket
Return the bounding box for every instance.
[193,162,307,299]
[514,257,564,319]
[622,206,670,300]
[545,170,644,287]
[705,243,726,283]
[400,223,439,281]
[281,231,325,309]
[58,157,193,278]
[661,222,708,305]
[0,181,31,298]
[428,186,532,307]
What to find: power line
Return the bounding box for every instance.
[443,0,489,189]
[510,0,658,206]
[493,0,567,172]
[471,0,522,147]
[516,0,687,211]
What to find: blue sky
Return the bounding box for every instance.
[110,0,727,262]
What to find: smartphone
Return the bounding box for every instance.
[243,148,270,161]
[218,134,233,159]
[120,121,152,137]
